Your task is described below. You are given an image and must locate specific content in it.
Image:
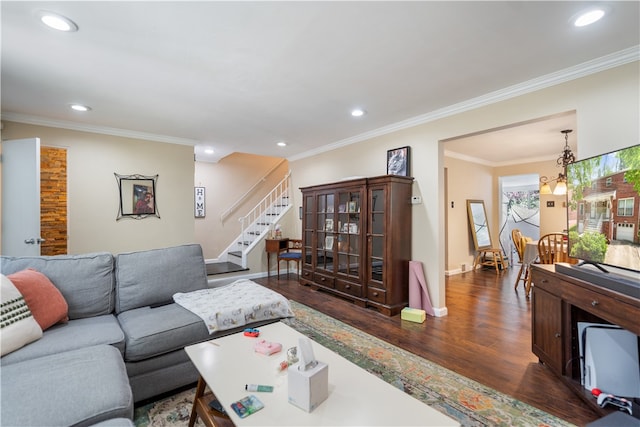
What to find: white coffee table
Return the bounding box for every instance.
[185,321,459,426]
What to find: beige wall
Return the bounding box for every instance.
[194,153,288,260]
[444,157,493,272]
[1,62,637,313]
[1,122,196,254]
[288,61,639,312]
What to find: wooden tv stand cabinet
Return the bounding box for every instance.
[530,264,640,417]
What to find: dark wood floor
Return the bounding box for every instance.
[254,266,598,427]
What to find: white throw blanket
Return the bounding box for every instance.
[172,279,294,334]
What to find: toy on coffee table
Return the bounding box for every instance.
[254,340,282,356]
[243,328,260,337]
[277,346,299,372]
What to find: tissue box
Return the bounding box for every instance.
[288,361,328,412]
[401,307,426,323]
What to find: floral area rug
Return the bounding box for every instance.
[134,300,574,427]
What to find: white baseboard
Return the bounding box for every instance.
[445,268,462,276]
[432,306,448,317]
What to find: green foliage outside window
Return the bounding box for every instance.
[569,231,607,263]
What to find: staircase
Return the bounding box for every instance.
[584,215,605,234]
[212,172,292,272]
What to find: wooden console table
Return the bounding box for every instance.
[530,263,640,417]
[265,238,288,277]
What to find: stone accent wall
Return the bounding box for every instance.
[40,147,67,255]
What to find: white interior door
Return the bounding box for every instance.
[1,138,42,256]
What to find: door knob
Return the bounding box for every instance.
[24,238,45,244]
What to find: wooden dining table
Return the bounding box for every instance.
[521,238,571,297]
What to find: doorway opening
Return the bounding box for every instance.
[498,174,540,263]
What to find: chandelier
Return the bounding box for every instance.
[540,129,576,196]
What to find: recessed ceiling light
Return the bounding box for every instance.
[39,11,78,32]
[572,7,607,27]
[277,141,287,147]
[70,104,91,112]
[351,109,366,117]
[204,148,214,155]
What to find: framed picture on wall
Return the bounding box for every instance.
[387,146,410,176]
[115,173,160,220]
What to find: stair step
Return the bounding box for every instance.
[206,261,248,275]
[228,251,242,258]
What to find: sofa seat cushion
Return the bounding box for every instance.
[1,345,133,427]
[117,304,209,362]
[1,315,125,366]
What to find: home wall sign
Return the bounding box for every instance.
[114,173,160,220]
[195,187,206,218]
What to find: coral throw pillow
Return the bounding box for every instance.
[7,269,69,331]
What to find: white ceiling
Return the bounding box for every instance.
[1,2,638,163]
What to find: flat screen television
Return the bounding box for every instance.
[560,144,640,295]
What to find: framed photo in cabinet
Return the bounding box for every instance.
[348,201,358,212]
[325,218,334,231]
[325,236,334,250]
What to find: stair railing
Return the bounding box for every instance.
[220,159,287,223]
[239,171,292,249]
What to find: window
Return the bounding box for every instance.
[605,177,612,187]
[617,198,634,217]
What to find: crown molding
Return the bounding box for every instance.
[444,150,558,168]
[288,46,639,162]
[0,112,200,146]
[3,46,637,161]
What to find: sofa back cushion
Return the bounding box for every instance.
[115,244,207,313]
[0,253,115,319]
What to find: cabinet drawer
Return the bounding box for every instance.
[336,280,362,297]
[367,287,386,304]
[314,273,335,289]
[561,280,638,329]
[301,269,313,281]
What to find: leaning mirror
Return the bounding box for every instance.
[115,173,160,220]
[467,200,492,249]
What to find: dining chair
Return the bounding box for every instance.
[537,233,569,264]
[473,248,508,273]
[511,229,526,289]
[277,239,302,278]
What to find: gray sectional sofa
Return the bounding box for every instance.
[1,243,284,426]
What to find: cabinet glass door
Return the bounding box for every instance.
[316,192,335,272]
[368,187,385,285]
[336,189,361,279]
[302,194,314,266]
